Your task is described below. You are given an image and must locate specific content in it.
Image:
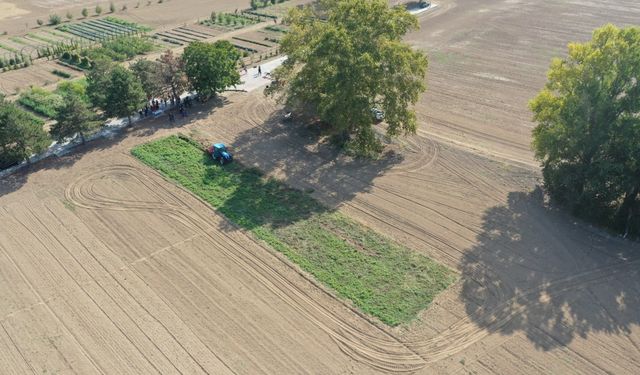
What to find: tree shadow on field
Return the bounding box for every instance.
[226,109,405,211]
[462,188,640,350]
[0,142,112,197]
[133,96,228,138]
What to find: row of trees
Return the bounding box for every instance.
[41,4,111,26]
[39,1,161,26]
[85,40,240,125]
[0,40,241,169]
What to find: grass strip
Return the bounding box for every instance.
[132,135,456,326]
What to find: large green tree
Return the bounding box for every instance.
[0,98,49,168]
[182,41,241,100]
[86,58,116,108]
[103,66,146,125]
[267,0,428,156]
[530,24,640,236]
[131,58,164,99]
[50,93,96,144]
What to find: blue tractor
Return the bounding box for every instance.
[208,143,233,165]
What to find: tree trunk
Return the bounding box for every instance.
[79,131,85,144]
[172,85,178,104]
[127,115,132,126]
[617,185,639,237]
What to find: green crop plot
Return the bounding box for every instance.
[132,135,456,326]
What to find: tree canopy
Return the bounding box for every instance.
[103,65,146,124]
[182,41,241,100]
[50,92,96,144]
[86,58,116,108]
[158,50,188,101]
[131,51,189,101]
[87,62,146,125]
[0,98,49,169]
[530,24,640,236]
[131,58,165,99]
[267,0,428,156]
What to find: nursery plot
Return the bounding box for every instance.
[57,17,148,42]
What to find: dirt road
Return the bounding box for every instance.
[1,0,639,373]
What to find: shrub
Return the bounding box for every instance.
[37,19,44,26]
[82,8,88,17]
[49,14,62,25]
[109,2,116,13]
[52,69,72,78]
[95,5,103,15]
[61,51,71,60]
[66,11,73,20]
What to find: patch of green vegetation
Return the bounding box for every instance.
[201,13,261,30]
[41,29,69,38]
[84,36,155,61]
[104,16,152,32]
[56,78,90,104]
[27,33,58,44]
[0,43,17,53]
[62,199,76,212]
[9,37,32,46]
[51,69,72,78]
[264,25,288,33]
[18,78,91,118]
[18,87,64,118]
[132,135,456,326]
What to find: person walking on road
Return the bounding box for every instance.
[258,65,262,76]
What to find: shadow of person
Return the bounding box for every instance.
[460,188,640,350]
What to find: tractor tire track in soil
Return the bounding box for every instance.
[63,164,640,372]
[65,165,427,373]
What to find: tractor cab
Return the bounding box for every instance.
[208,143,233,165]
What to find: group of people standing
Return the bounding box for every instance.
[138,95,193,124]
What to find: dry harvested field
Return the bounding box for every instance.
[1,0,640,374]
[0,0,308,35]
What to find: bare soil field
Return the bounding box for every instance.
[0,0,309,35]
[1,0,640,374]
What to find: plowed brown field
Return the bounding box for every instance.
[1,0,639,374]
